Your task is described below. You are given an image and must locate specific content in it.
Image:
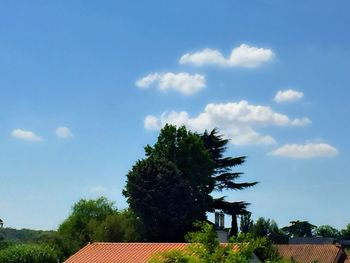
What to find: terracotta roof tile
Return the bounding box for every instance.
[276,244,346,263]
[65,242,189,263]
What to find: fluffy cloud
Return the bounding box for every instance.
[269,143,338,158]
[55,127,73,139]
[11,129,42,142]
[136,72,205,95]
[179,44,275,68]
[274,89,304,103]
[144,100,310,145]
[144,115,160,130]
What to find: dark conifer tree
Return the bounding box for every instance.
[202,129,258,237]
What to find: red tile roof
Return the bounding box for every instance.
[276,244,346,263]
[65,242,189,263]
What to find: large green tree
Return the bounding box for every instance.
[124,157,197,241]
[315,225,339,238]
[144,125,215,217]
[57,197,139,258]
[124,125,215,241]
[124,125,255,241]
[202,129,257,237]
[58,197,116,249]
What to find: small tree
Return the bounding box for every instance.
[250,217,288,244]
[282,220,317,238]
[339,224,350,239]
[240,213,253,234]
[58,197,116,250]
[315,225,339,238]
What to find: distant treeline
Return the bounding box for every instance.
[0,228,55,244]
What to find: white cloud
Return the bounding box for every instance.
[55,127,73,139]
[144,115,160,130]
[274,89,304,103]
[179,44,275,68]
[144,100,310,145]
[11,129,42,142]
[136,72,205,95]
[269,143,338,158]
[90,186,107,194]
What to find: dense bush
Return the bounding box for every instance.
[0,244,58,263]
[149,222,290,263]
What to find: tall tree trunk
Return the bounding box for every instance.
[229,213,238,237]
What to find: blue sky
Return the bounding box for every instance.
[1,0,349,231]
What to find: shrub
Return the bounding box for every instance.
[0,244,58,263]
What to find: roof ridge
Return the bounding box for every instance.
[91,242,189,245]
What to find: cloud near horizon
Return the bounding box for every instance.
[179,44,275,68]
[136,72,206,95]
[55,127,73,139]
[11,129,42,142]
[269,143,338,158]
[274,89,304,103]
[144,100,310,145]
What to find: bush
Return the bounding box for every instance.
[0,244,58,263]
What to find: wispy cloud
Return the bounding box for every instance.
[274,89,304,103]
[179,44,275,68]
[11,129,42,142]
[144,100,310,145]
[269,143,338,158]
[55,127,73,139]
[136,72,206,95]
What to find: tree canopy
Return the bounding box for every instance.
[315,225,339,238]
[282,220,316,238]
[124,125,256,241]
[57,197,139,257]
[124,157,197,241]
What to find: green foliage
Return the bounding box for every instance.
[315,225,339,238]
[185,222,220,254]
[240,213,253,234]
[57,197,139,259]
[340,224,350,239]
[202,129,257,237]
[231,233,280,262]
[145,125,215,216]
[282,220,317,238]
[58,197,116,246]
[250,217,288,244]
[124,125,215,241]
[149,222,289,263]
[124,156,197,241]
[0,227,55,244]
[149,250,194,263]
[0,244,58,263]
[125,125,255,241]
[93,210,141,242]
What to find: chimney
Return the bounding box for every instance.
[214,211,225,230]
